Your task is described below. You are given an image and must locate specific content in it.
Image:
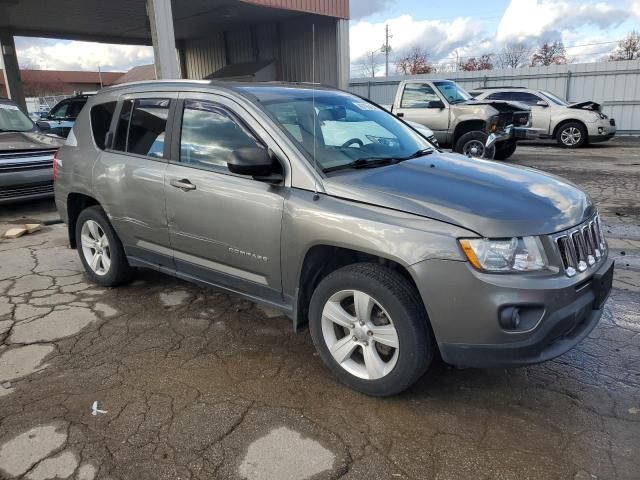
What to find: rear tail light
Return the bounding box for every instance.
[53,149,60,182]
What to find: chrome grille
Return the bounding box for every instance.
[555,216,606,277]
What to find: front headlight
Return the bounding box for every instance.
[459,237,548,272]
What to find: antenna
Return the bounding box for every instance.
[312,23,319,201]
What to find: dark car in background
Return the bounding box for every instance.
[1,98,64,203]
[36,94,92,138]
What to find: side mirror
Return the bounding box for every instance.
[227,147,280,182]
[536,100,549,107]
[36,121,51,131]
[427,100,445,109]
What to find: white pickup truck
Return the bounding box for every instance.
[384,79,536,160]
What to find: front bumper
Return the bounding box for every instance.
[411,257,613,368]
[586,118,616,142]
[489,126,538,146]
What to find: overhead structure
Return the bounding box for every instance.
[0,0,350,112]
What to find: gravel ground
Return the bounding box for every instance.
[0,139,639,480]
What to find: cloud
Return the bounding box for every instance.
[350,14,484,72]
[350,0,397,20]
[633,0,640,17]
[497,0,627,43]
[15,38,153,72]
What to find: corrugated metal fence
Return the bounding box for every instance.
[349,60,640,134]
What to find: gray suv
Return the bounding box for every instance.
[55,81,614,396]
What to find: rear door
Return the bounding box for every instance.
[393,83,449,144]
[93,93,176,268]
[164,92,286,302]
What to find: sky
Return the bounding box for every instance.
[9,0,640,76]
[350,0,640,76]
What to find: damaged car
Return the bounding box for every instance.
[386,79,536,160]
[471,87,616,148]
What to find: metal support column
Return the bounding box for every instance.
[146,0,180,79]
[0,31,26,112]
[336,19,350,89]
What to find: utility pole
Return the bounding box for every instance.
[381,24,392,77]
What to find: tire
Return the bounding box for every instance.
[75,205,134,287]
[308,263,434,396]
[494,140,517,160]
[454,131,495,159]
[556,121,587,148]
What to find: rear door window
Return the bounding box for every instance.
[113,98,170,158]
[90,101,116,150]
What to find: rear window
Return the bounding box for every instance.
[90,101,116,150]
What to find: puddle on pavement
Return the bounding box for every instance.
[239,427,335,480]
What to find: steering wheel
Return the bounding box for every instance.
[447,96,455,102]
[341,138,364,149]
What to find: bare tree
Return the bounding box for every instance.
[496,43,530,69]
[531,41,567,66]
[357,50,381,78]
[396,47,434,75]
[609,31,640,61]
[459,54,494,71]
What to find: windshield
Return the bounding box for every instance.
[540,90,568,106]
[434,81,472,105]
[241,87,433,173]
[0,102,35,132]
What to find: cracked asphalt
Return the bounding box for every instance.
[1,139,639,480]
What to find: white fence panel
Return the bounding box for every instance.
[349,59,640,134]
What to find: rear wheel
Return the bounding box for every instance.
[309,263,433,396]
[455,131,495,159]
[557,121,587,148]
[494,140,517,160]
[75,206,134,287]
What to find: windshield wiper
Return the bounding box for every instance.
[323,158,395,173]
[324,149,435,173]
[395,148,435,161]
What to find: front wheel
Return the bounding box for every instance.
[75,206,134,287]
[494,140,517,160]
[557,122,587,148]
[309,263,434,396]
[454,131,495,159]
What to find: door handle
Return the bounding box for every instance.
[170,178,196,192]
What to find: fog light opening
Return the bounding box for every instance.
[499,307,521,330]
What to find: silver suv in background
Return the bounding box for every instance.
[55,81,613,396]
[470,87,616,148]
[0,97,63,203]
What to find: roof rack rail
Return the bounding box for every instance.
[474,86,527,90]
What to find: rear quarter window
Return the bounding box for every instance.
[90,101,116,150]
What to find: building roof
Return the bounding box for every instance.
[113,64,157,84]
[0,69,124,87]
[241,0,349,19]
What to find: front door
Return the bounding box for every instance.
[165,94,285,302]
[393,83,450,144]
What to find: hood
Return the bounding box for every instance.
[0,131,64,153]
[323,152,595,238]
[568,101,601,112]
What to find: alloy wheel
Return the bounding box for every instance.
[463,139,488,158]
[80,220,111,276]
[561,127,582,146]
[321,290,399,380]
